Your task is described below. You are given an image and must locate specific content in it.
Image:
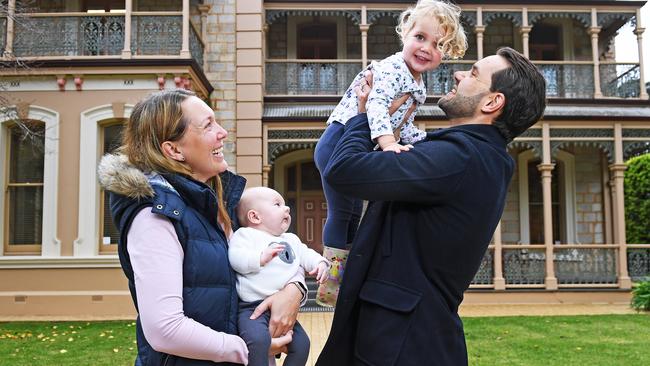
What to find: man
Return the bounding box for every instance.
[315,47,546,366]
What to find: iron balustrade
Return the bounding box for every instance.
[600,62,642,98]
[265,60,363,95]
[534,62,595,98]
[1,17,6,54]
[131,15,181,56]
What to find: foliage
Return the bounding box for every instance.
[631,280,650,311]
[625,153,650,244]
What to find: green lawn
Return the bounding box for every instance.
[1,314,649,365]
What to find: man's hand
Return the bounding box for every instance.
[309,261,330,284]
[250,283,301,337]
[260,244,285,266]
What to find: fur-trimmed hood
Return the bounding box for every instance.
[97,153,155,199]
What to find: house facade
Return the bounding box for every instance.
[1,0,649,318]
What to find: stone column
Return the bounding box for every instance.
[611,123,632,289]
[635,8,648,99]
[180,0,191,58]
[121,0,132,58]
[198,4,211,70]
[521,7,530,58]
[476,7,484,60]
[590,9,603,98]
[4,0,15,56]
[360,6,369,67]
[493,221,506,290]
[540,123,558,290]
[235,0,264,187]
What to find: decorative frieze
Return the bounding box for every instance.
[266,10,361,26]
[597,12,636,28]
[268,141,317,164]
[529,12,590,29]
[483,12,522,27]
[550,128,613,138]
[551,141,614,163]
[622,128,650,138]
[268,129,323,140]
[367,10,401,24]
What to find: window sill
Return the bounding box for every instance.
[0,255,120,269]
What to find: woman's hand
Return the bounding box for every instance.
[250,283,301,337]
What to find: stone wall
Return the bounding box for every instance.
[367,16,401,60]
[502,152,521,244]
[572,147,605,244]
[202,0,237,167]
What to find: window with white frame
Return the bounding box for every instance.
[98,121,124,253]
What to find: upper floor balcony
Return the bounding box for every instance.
[1,0,205,70]
[264,5,648,100]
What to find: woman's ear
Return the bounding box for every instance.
[161,141,185,162]
[481,92,506,114]
[247,209,261,225]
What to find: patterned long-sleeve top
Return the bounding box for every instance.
[327,52,428,144]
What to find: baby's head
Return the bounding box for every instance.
[237,187,291,236]
[396,0,467,75]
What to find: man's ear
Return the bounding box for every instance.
[481,92,506,114]
[247,209,261,225]
[161,141,185,162]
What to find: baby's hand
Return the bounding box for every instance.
[377,135,412,153]
[260,244,285,266]
[309,261,331,284]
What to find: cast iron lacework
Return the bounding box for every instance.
[461,13,477,28]
[0,17,6,53]
[367,11,401,24]
[13,15,124,56]
[528,12,590,28]
[555,248,617,284]
[550,129,613,138]
[265,62,361,95]
[131,16,181,55]
[518,129,542,138]
[268,130,324,140]
[268,142,317,164]
[470,250,494,285]
[482,12,522,27]
[597,13,636,28]
[623,141,650,160]
[550,141,614,163]
[628,249,650,282]
[622,129,650,138]
[189,26,204,68]
[508,141,542,159]
[540,64,594,98]
[265,10,361,26]
[503,249,546,285]
[600,63,641,98]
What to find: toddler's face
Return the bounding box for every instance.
[402,18,444,81]
[254,189,292,236]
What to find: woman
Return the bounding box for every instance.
[98,89,303,365]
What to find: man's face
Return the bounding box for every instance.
[438,55,510,119]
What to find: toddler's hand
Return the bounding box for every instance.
[260,244,285,266]
[382,142,413,153]
[309,261,331,284]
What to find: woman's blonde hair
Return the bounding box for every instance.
[396,0,467,59]
[122,89,232,235]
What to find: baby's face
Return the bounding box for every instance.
[402,18,445,80]
[254,189,291,236]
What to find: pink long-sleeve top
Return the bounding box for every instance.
[127,208,248,364]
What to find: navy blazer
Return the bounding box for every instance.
[316,114,514,366]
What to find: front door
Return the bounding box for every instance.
[298,195,327,254]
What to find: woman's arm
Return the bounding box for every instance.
[128,208,248,364]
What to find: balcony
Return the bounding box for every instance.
[265,59,643,99]
[3,12,204,69]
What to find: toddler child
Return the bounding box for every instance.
[313,0,467,306]
[229,187,330,366]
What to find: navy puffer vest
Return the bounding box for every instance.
[110,171,245,366]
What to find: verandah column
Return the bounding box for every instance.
[121,0,132,58]
[520,7,531,58]
[4,0,15,56]
[475,7,484,59]
[540,123,558,290]
[360,6,369,68]
[611,123,632,289]
[635,8,649,99]
[493,222,506,290]
[180,0,190,58]
[590,8,603,98]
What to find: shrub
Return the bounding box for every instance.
[625,154,650,244]
[631,280,650,311]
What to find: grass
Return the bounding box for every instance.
[0,314,649,365]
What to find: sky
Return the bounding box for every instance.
[615,3,650,77]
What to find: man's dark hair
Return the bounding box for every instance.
[490,47,546,142]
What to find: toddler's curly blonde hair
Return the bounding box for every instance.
[396,0,467,59]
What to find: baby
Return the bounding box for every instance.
[229,186,330,366]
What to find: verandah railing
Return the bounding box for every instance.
[265,59,643,100]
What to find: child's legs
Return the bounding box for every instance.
[314,122,363,249]
[238,301,271,366]
[283,321,309,366]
